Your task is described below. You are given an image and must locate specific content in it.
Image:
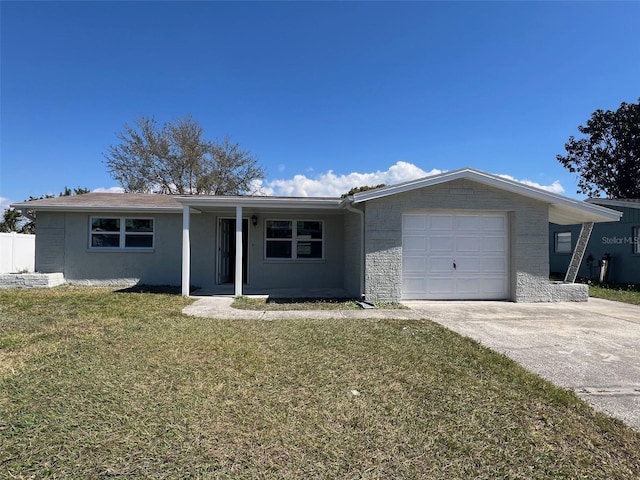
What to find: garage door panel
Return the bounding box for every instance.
[429,236,454,252]
[483,236,506,252]
[482,257,507,273]
[456,258,482,273]
[456,236,482,252]
[402,213,508,300]
[404,214,427,231]
[428,256,454,273]
[456,278,482,294]
[403,277,427,296]
[481,278,508,296]
[427,278,455,295]
[483,216,506,231]
[456,215,483,230]
[404,235,428,252]
[429,215,454,230]
[403,256,427,273]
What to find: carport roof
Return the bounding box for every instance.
[348,168,622,225]
[10,192,343,213]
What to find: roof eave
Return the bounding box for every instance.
[549,204,622,225]
[174,196,343,210]
[586,198,640,210]
[352,167,623,224]
[10,204,182,213]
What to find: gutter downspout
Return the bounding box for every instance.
[344,198,365,300]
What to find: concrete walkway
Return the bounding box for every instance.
[183,296,640,431]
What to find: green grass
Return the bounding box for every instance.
[1,287,640,479]
[589,283,640,305]
[231,296,406,311]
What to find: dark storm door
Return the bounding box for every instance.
[218,218,248,284]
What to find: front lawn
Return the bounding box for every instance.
[1,287,639,479]
[231,296,406,311]
[589,283,640,305]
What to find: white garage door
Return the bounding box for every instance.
[402,213,509,300]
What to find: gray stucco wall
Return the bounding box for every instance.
[35,212,65,273]
[189,213,217,289]
[49,212,183,286]
[243,212,345,290]
[34,209,349,292]
[549,205,640,284]
[342,209,363,298]
[363,179,551,302]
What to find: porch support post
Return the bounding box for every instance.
[181,205,191,297]
[234,205,243,297]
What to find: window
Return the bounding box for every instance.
[634,227,640,254]
[554,231,572,254]
[265,220,323,259]
[90,217,154,249]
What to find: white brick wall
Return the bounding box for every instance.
[363,179,553,302]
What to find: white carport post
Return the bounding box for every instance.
[181,205,191,297]
[234,205,243,297]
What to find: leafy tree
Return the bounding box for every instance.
[341,184,387,198]
[0,208,22,233]
[1,187,88,234]
[104,116,265,195]
[61,186,90,196]
[557,98,640,198]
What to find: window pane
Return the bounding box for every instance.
[297,221,322,239]
[92,218,120,232]
[297,241,322,258]
[91,234,120,248]
[556,232,571,253]
[634,227,640,254]
[266,240,292,258]
[125,235,153,248]
[126,219,153,232]
[266,221,292,239]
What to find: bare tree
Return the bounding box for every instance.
[104,116,265,195]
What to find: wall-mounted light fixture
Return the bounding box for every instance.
[251,214,258,227]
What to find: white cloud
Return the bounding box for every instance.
[496,174,565,194]
[90,166,565,198]
[256,161,442,197]
[92,186,125,193]
[0,196,12,211]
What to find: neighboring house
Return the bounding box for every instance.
[550,199,640,284]
[11,168,622,302]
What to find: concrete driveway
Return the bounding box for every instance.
[404,298,640,431]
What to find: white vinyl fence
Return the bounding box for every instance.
[0,232,35,273]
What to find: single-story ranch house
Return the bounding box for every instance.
[11,168,622,302]
[550,198,640,284]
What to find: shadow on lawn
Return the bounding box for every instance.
[265,297,355,305]
[114,284,194,295]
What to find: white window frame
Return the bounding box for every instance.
[554,231,572,254]
[633,226,640,254]
[264,219,324,260]
[89,217,155,250]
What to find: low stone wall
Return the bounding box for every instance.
[546,282,589,302]
[514,273,589,302]
[0,272,65,288]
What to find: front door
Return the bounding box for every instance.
[218,218,248,284]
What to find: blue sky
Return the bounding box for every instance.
[1,1,639,208]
